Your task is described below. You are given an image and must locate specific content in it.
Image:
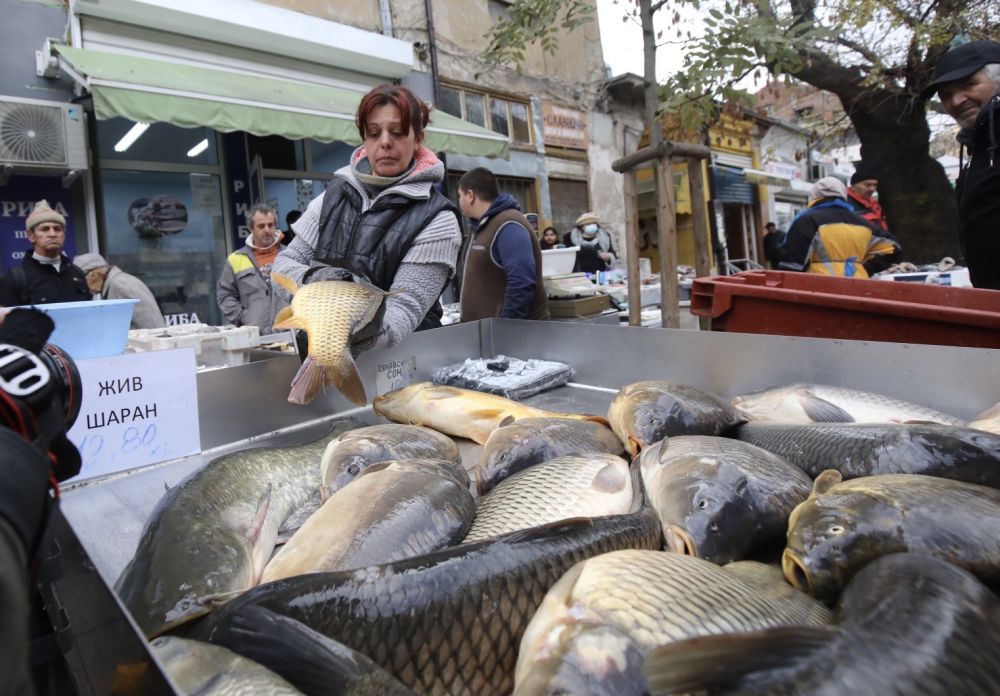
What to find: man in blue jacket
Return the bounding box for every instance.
[457,168,550,321]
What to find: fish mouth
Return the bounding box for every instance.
[782,549,812,594]
[665,525,696,556]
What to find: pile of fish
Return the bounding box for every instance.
[115,377,1000,695]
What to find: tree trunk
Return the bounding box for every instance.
[840,93,960,264]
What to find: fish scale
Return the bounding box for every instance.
[204,500,661,696]
[463,454,633,543]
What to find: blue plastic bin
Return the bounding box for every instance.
[24,299,139,360]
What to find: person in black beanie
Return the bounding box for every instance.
[846,161,889,233]
[922,40,1000,289]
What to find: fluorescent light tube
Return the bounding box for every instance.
[114,122,150,152]
[187,138,209,158]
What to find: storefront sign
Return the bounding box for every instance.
[375,355,416,396]
[541,103,588,150]
[67,348,201,481]
[0,175,77,273]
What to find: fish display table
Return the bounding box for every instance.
[52,319,1000,694]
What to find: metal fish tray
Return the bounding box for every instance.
[53,319,1000,693]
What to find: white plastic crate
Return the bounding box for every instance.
[127,324,261,367]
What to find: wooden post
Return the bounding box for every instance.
[686,157,712,331]
[623,170,642,327]
[655,157,680,328]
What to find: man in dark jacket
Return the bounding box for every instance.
[846,161,889,233]
[778,177,900,278]
[922,40,1000,290]
[457,168,549,322]
[6,201,90,306]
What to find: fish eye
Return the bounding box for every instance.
[828,524,845,535]
[697,498,709,510]
[347,463,361,475]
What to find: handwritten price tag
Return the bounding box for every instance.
[66,348,201,481]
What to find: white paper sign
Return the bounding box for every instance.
[67,348,201,481]
[375,355,416,396]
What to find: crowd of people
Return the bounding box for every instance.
[2,39,997,357]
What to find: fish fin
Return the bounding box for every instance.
[271,272,298,295]
[810,469,843,497]
[247,484,272,544]
[498,415,516,428]
[580,414,611,427]
[502,517,594,544]
[422,385,463,400]
[644,627,835,695]
[287,356,327,405]
[626,433,642,458]
[212,606,411,695]
[272,306,303,330]
[902,419,938,425]
[331,351,367,406]
[468,408,506,420]
[796,390,855,422]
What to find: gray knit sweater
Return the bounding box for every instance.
[273,146,461,349]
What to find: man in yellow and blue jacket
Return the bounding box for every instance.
[777,177,901,278]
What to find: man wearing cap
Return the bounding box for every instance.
[73,253,165,330]
[846,161,889,233]
[565,212,617,274]
[217,203,289,333]
[5,200,90,305]
[922,40,1000,289]
[778,177,900,277]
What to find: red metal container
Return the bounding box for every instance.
[690,270,1000,348]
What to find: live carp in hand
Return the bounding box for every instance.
[319,424,462,501]
[645,553,1000,696]
[272,273,391,406]
[639,436,812,563]
[115,424,351,638]
[373,382,605,445]
[732,383,965,426]
[783,470,1000,601]
[607,381,740,457]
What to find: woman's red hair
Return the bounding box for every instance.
[356,84,431,140]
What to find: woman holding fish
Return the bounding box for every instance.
[273,84,462,353]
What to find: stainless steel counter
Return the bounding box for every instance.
[53,319,1000,694]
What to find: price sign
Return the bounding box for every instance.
[66,348,201,481]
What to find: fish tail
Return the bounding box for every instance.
[331,351,367,406]
[287,356,328,405]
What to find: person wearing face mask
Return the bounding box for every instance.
[217,203,289,332]
[273,83,461,352]
[565,212,617,274]
[922,40,1000,290]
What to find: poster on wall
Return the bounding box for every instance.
[0,175,77,273]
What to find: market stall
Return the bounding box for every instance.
[46,319,1000,694]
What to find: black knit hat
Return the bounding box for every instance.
[921,40,1000,100]
[850,161,879,185]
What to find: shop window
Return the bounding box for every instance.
[307,139,354,173]
[97,119,218,165]
[263,178,327,230]
[98,169,229,325]
[247,133,305,171]
[442,85,531,145]
[447,172,535,215]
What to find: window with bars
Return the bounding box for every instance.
[438,85,532,145]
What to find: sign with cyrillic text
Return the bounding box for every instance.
[375,356,416,396]
[66,348,200,481]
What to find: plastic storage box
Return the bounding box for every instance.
[690,270,1000,348]
[28,299,139,360]
[541,246,580,276]
[126,324,261,367]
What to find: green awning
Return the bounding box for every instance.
[54,45,509,158]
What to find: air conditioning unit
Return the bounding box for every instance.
[0,96,88,172]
